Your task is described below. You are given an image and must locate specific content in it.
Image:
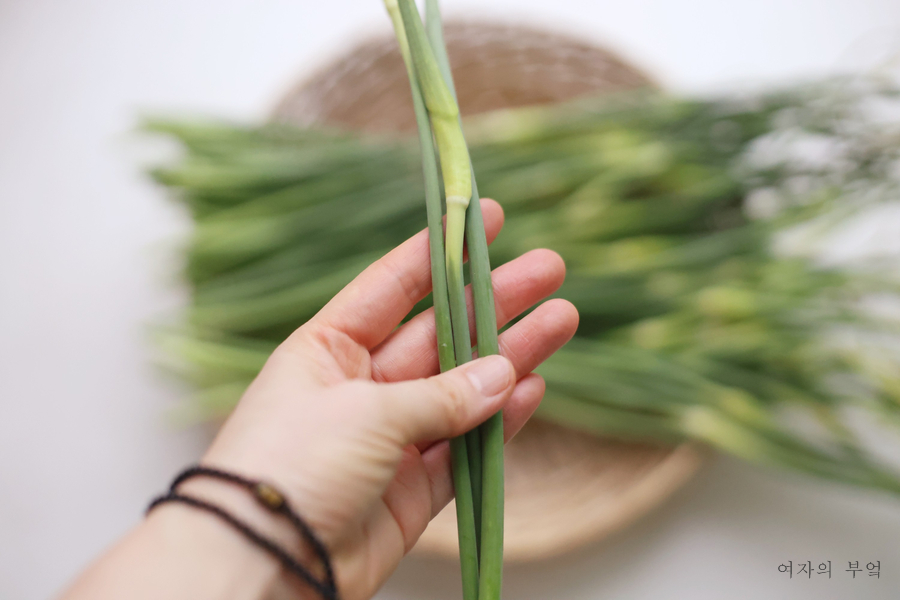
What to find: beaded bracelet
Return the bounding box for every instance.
[148,465,338,600]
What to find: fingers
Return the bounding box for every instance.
[331,362,554,591]
[419,372,548,517]
[303,199,504,350]
[410,299,576,452]
[364,286,576,453]
[376,355,516,446]
[370,249,567,382]
[497,298,579,377]
[502,373,546,443]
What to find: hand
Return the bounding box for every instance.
[62,199,578,600]
[206,198,577,599]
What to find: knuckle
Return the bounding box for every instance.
[434,377,471,430]
[382,253,430,308]
[367,382,412,439]
[336,380,374,415]
[361,383,407,440]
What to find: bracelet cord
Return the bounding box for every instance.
[147,465,338,600]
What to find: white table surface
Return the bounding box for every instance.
[2,1,900,598]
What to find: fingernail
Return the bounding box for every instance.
[466,355,513,399]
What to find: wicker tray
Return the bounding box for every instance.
[272,21,705,562]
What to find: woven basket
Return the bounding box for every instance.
[272,21,705,562]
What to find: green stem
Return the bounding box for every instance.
[423,6,488,523]
[398,0,488,553]
[467,170,505,600]
[445,201,484,546]
[425,2,504,598]
[384,3,479,598]
[396,0,471,205]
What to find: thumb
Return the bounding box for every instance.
[376,355,515,445]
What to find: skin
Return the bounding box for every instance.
[62,199,579,600]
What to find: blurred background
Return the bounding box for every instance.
[3,1,900,599]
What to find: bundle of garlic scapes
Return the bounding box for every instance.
[383,1,502,596]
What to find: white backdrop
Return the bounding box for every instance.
[2,1,900,598]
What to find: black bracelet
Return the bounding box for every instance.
[147,465,338,600]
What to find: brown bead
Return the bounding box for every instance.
[254,482,285,510]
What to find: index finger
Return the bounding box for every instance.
[304,198,505,349]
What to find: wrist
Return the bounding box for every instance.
[62,477,315,600]
[174,475,308,558]
[141,474,325,600]
[143,502,284,599]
